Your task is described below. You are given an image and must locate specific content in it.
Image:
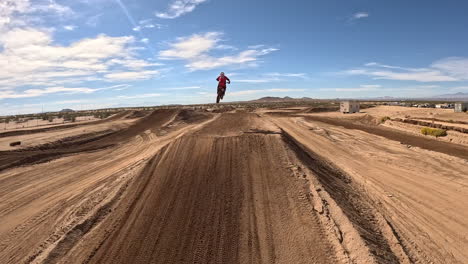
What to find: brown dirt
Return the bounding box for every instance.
[269,114,468,263]
[81,114,339,264]
[0,109,179,172]
[0,111,132,139]
[302,115,468,160]
[0,109,466,264]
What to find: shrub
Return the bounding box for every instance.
[380,116,391,123]
[421,127,447,137]
[63,114,76,122]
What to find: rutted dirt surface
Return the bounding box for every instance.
[0,110,179,172]
[80,114,338,264]
[0,108,467,264]
[302,115,468,160]
[269,114,468,264]
[0,111,132,139]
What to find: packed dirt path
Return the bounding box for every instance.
[1,108,466,264]
[0,110,216,264]
[268,114,468,264]
[63,113,341,264]
[0,112,137,151]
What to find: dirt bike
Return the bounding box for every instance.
[216,83,229,104]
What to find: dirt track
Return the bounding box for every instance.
[302,115,468,160]
[0,108,467,264]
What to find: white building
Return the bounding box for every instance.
[340,101,360,114]
[454,102,468,112]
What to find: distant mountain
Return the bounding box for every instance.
[248,92,468,103]
[59,108,75,112]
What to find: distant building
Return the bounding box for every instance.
[435,103,453,109]
[454,102,468,112]
[340,101,360,114]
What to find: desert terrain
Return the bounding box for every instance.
[0,105,467,264]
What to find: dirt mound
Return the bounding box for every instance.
[0,130,116,172]
[0,109,180,172]
[71,115,338,264]
[2,110,467,264]
[304,115,468,160]
[0,111,129,139]
[124,110,150,119]
[210,105,236,113]
[393,118,468,134]
[353,114,381,126]
[175,109,213,124]
[283,131,401,263]
[306,106,339,113]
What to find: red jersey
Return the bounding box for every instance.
[216,76,230,87]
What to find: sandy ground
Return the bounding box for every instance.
[0,107,466,263]
[383,120,468,147]
[266,113,468,264]
[363,105,468,123]
[297,105,468,147]
[1,116,98,131]
[0,118,135,151]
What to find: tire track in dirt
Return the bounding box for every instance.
[282,130,403,264]
[269,114,468,263]
[0,109,180,172]
[0,111,133,139]
[70,113,339,264]
[302,115,468,160]
[0,110,216,264]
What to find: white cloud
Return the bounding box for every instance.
[141,38,149,44]
[104,70,160,81]
[352,12,369,20]
[0,86,97,99]
[360,84,381,88]
[155,0,208,19]
[216,44,237,50]
[247,44,265,49]
[63,25,76,31]
[0,0,30,29]
[132,19,162,31]
[431,57,468,80]
[0,83,136,100]
[233,72,307,83]
[344,58,468,82]
[186,49,278,71]
[0,0,73,30]
[35,0,74,16]
[160,32,221,59]
[159,32,278,71]
[0,27,161,95]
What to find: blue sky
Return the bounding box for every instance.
[1,0,468,114]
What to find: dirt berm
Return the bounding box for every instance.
[0,109,179,172]
[54,113,344,264]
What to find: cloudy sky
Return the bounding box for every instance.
[1,0,468,114]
